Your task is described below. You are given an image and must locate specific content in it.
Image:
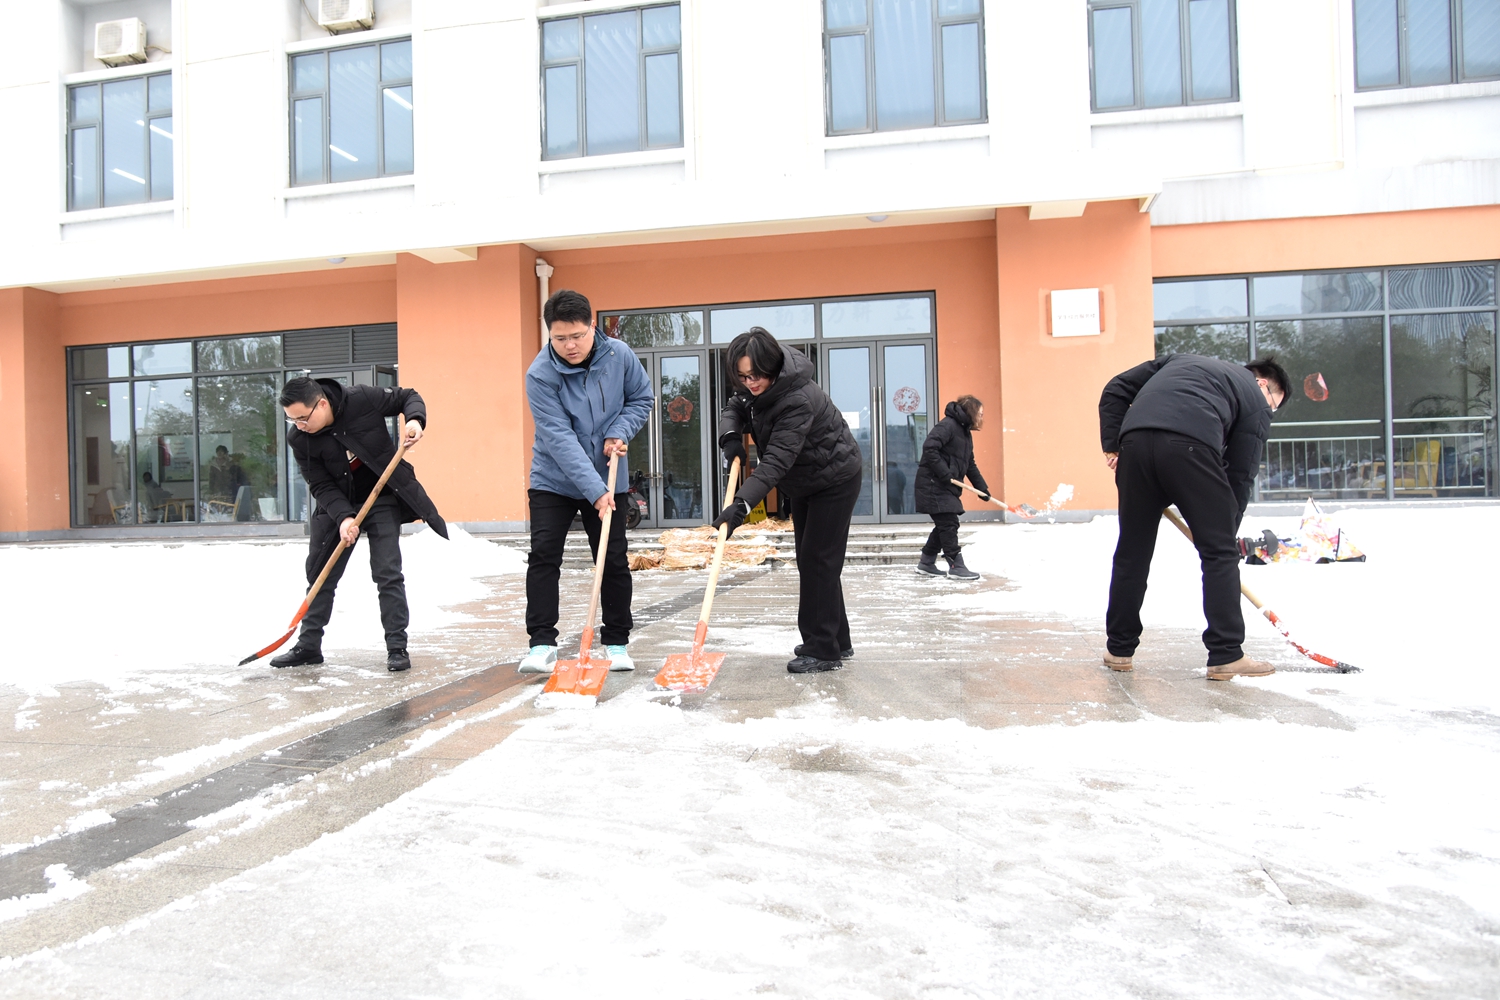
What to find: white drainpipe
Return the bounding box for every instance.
[535,258,554,351]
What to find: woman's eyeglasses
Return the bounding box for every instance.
[735,370,767,384]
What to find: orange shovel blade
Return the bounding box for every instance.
[654,650,727,692]
[541,654,610,699]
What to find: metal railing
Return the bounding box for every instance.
[1258,420,1493,498]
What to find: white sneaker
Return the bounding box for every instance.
[517,645,558,674]
[606,645,635,672]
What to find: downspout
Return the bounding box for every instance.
[535,258,554,351]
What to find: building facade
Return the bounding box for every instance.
[1,0,1496,538]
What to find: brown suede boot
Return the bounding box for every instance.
[1103,652,1133,672]
[1206,656,1275,681]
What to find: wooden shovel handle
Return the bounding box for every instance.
[698,457,742,627]
[580,452,621,634]
[1161,506,1265,608]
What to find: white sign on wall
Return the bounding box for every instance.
[1050,288,1102,337]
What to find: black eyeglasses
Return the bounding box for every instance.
[735,369,768,383]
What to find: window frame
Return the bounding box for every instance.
[822,0,988,136]
[1087,0,1240,114]
[66,70,174,212]
[539,3,685,161]
[287,36,414,188]
[1353,0,1500,91]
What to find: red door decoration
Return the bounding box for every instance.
[892,386,921,415]
[1303,373,1329,402]
[666,395,694,423]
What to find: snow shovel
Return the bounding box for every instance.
[239,416,409,666]
[654,457,743,692]
[1162,507,1359,673]
[951,479,1037,519]
[539,452,621,704]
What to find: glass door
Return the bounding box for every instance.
[626,351,710,528]
[825,345,877,522]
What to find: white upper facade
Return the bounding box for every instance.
[2,0,1497,291]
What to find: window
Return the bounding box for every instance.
[1153,263,1498,499]
[823,0,986,135]
[68,72,173,211]
[1088,0,1238,112]
[1354,0,1500,90]
[541,5,683,160]
[290,39,413,186]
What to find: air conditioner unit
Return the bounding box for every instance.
[317,0,375,33]
[94,17,147,66]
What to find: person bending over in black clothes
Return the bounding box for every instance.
[914,394,990,580]
[712,328,864,674]
[1098,353,1289,681]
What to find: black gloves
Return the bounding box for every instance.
[712,498,752,538]
[977,491,991,503]
[720,435,748,469]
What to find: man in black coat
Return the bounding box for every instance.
[275,376,448,673]
[1098,353,1288,681]
[914,395,990,580]
[712,328,863,673]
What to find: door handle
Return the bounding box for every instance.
[870,385,882,475]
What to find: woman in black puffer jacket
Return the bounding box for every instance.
[913,396,990,580]
[712,328,863,674]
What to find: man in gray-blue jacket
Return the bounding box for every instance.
[519,289,654,674]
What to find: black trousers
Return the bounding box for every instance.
[789,472,862,660]
[526,489,632,647]
[300,495,408,652]
[1106,429,1245,666]
[922,512,962,559]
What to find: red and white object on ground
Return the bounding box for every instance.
[654,457,742,692]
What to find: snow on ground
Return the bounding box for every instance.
[0,526,524,696]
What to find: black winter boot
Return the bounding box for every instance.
[916,551,946,577]
[795,644,854,659]
[787,655,841,674]
[946,553,980,581]
[271,645,323,668]
[387,649,412,673]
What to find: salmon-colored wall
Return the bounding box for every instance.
[1152,204,1500,277]
[996,201,1156,511]
[544,221,1003,512]
[0,288,67,533]
[396,246,538,524]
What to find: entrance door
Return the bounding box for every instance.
[625,351,710,528]
[820,339,934,523]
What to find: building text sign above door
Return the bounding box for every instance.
[1049,288,1102,337]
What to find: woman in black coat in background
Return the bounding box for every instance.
[712,328,864,673]
[913,395,990,580]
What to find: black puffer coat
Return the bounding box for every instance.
[288,380,448,566]
[719,347,863,508]
[915,401,990,515]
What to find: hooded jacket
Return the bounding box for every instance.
[914,400,990,515]
[526,332,655,501]
[718,345,863,509]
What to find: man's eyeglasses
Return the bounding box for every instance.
[550,330,592,346]
[285,405,319,427]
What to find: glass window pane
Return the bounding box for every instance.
[293,52,326,93]
[381,39,412,80]
[827,0,869,29]
[585,11,641,156]
[135,378,197,523]
[1463,0,1500,77]
[1187,0,1232,100]
[133,341,193,376]
[643,5,681,48]
[1354,0,1400,86]
[709,304,816,343]
[829,33,869,131]
[1407,0,1454,85]
[383,86,414,173]
[938,0,981,13]
[1390,265,1496,308]
[545,65,580,158]
[826,347,874,516]
[102,77,148,208]
[1392,312,1495,419]
[149,114,173,200]
[74,383,135,525]
[72,346,130,380]
[883,343,928,516]
[874,0,935,130]
[822,297,932,338]
[1142,0,1183,107]
[293,97,324,184]
[329,45,378,182]
[197,337,281,372]
[1092,7,1136,108]
[71,126,99,210]
[199,374,282,520]
[1255,317,1386,422]
[606,312,703,347]
[148,73,172,113]
[941,22,983,121]
[70,83,100,123]
[659,356,703,521]
[1154,323,1250,362]
[543,18,581,61]
[1153,278,1248,320]
[1253,271,1383,315]
[645,53,681,146]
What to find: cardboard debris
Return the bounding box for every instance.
[655,525,779,570]
[628,551,664,571]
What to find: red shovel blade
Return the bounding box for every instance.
[654,621,726,692]
[238,625,297,666]
[539,628,610,703]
